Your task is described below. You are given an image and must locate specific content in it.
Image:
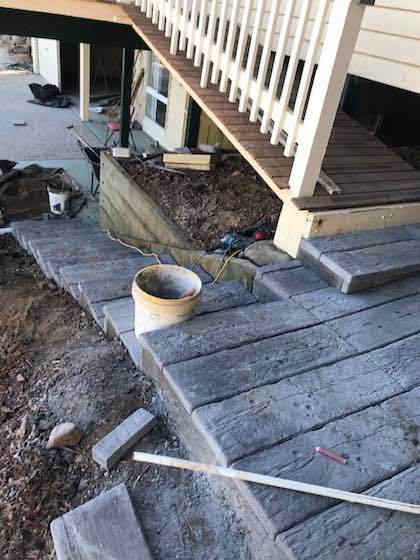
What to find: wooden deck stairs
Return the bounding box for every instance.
[123,2,420,256]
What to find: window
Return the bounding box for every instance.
[145,55,169,127]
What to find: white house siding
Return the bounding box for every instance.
[34,38,61,88]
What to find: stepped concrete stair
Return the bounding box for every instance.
[11,218,420,559]
[298,224,420,293]
[136,273,420,558]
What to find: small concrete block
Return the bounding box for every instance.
[80,278,134,306]
[197,280,256,314]
[120,331,143,369]
[51,483,153,560]
[254,259,302,280]
[103,297,134,337]
[254,266,327,302]
[191,264,212,284]
[92,409,156,470]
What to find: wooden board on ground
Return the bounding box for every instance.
[163,153,214,171]
[50,483,153,560]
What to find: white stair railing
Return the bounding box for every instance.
[138,0,371,198]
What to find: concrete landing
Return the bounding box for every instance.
[298,224,420,293]
[12,217,420,560]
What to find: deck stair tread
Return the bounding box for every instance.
[11,218,420,560]
[298,224,420,293]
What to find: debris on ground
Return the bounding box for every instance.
[46,422,83,449]
[0,234,251,560]
[123,154,281,249]
[0,163,83,222]
[316,446,348,465]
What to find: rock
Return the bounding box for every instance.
[244,240,291,267]
[47,422,83,449]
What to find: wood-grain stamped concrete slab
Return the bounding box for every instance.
[164,323,356,413]
[191,354,411,466]
[50,483,153,560]
[139,300,319,380]
[278,467,420,560]
[233,387,420,537]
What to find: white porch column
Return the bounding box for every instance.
[288,0,367,198]
[31,38,40,74]
[79,43,91,122]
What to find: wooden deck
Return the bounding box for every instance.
[125,5,420,212]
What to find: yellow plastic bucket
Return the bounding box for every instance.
[132,264,202,337]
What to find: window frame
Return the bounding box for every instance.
[145,54,169,128]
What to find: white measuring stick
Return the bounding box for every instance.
[132,452,420,516]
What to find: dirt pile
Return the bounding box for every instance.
[123,155,282,249]
[0,235,251,560]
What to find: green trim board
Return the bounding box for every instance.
[0,8,149,49]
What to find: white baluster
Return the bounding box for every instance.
[260,0,296,134]
[238,0,266,113]
[170,0,182,54]
[165,0,172,37]
[219,0,240,93]
[210,0,229,85]
[146,0,153,18]
[186,0,199,59]
[200,0,219,88]
[179,0,189,51]
[152,0,159,23]
[158,0,165,30]
[289,0,367,197]
[228,0,253,103]
[193,0,208,67]
[249,0,280,122]
[284,0,329,157]
[140,0,147,12]
[270,0,311,145]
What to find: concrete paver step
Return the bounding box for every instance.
[298,224,420,293]
[278,467,420,560]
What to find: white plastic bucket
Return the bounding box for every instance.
[48,186,70,215]
[132,264,202,337]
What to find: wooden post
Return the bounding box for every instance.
[289,0,366,198]
[79,43,90,122]
[120,47,134,148]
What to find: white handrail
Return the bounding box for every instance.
[137,0,369,198]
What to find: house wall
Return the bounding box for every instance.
[133,51,189,151]
[35,38,61,87]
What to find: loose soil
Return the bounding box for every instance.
[0,167,77,223]
[123,155,282,249]
[0,235,251,560]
